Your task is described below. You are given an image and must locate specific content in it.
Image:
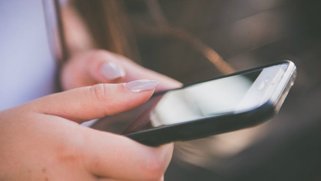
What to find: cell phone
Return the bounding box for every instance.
[91,61,296,146]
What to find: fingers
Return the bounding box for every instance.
[94,50,182,91]
[61,51,126,89]
[82,128,173,180]
[62,50,182,90]
[25,80,158,123]
[93,50,182,91]
[84,52,126,83]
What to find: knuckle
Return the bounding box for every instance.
[89,84,108,103]
[88,84,113,115]
[140,155,167,180]
[55,141,82,165]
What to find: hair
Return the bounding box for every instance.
[61,0,233,73]
[70,0,140,61]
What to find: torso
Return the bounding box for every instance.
[0,0,58,110]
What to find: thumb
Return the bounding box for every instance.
[26,80,158,123]
[61,51,126,90]
[87,55,126,83]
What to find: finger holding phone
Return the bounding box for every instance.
[61,49,182,91]
[92,61,296,146]
[0,80,172,180]
[0,0,181,179]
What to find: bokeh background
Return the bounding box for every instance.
[63,0,321,180]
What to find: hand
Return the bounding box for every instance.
[61,50,182,91]
[0,81,173,180]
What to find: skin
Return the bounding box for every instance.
[61,50,181,91]
[0,50,182,180]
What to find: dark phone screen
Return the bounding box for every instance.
[93,69,263,134]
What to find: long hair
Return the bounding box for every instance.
[66,0,140,61]
[62,0,233,73]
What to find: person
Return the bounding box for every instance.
[0,0,181,180]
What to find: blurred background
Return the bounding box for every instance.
[60,0,321,180]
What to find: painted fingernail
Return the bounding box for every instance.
[100,62,125,81]
[125,79,158,93]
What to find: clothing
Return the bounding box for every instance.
[0,0,58,111]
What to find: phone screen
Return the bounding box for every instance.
[93,64,288,134]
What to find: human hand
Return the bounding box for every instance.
[61,50,182,91]
[0,80,172,180]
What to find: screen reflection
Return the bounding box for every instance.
[150,75,255,127]
[124,70,261,133]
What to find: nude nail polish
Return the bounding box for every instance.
[125,80,159,93]
[100,62,125,80]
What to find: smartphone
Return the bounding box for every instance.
[92,61,296,146]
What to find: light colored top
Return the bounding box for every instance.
[0,0,58,111]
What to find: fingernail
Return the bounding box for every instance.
[125,79,158,93]
[100,62,125,80]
